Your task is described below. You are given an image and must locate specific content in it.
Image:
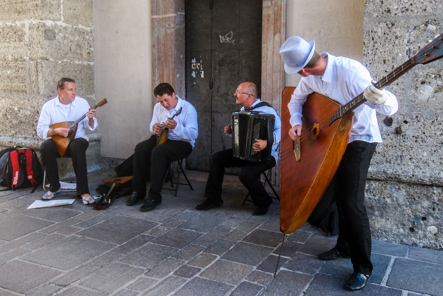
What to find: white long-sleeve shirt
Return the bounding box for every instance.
[150,96,198,148]
[240,99,282,161]
[288,53,398,143]
[36,96,98,141]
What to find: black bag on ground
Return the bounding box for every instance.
[114,153,151,180]
[308,192,339,237]
[94,184,132,210]
[0,147,43,192]
[114,154,134,177]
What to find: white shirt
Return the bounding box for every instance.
[240,99,282,161]
[36,96,98,141]
[288,53,398,143]
[150,96,198,148]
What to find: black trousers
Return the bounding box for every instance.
[324,140,377,276]
[132,135,192,202]
[40,138,90,196]
[205,149,276,208]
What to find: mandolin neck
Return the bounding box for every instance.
[69,102,100,129]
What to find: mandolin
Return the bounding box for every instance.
[51,98,108,157]
[156,107,182,146]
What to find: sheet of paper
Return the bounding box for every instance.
[45,181,76,190]
[27,199,75,209]
[60,181,76,189]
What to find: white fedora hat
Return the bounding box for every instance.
[279,36,316,74]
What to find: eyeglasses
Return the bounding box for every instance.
[235,90,251,95]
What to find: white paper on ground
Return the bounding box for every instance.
[27,199,75,209]
[45,181,76,190]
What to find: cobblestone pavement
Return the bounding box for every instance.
[0,169,442,296]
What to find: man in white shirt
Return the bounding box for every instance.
[126,83,198,212]
[195,82,281,216]
[280,36,398,291]
[37,77,98,204]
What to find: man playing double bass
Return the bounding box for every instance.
[37,77,98,205]
[126,83,198,212]
[279,36,398,291]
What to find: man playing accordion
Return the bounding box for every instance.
[195,82,281,216]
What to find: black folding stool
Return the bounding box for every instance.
[242,169,280,205]
[162,158,193,197]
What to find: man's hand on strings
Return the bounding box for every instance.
[288,125,302,141]
[163,118,177,129]
[153,123,163,136]
[85,108,96,119]
[86,108,96,128]
[364,83,387,105]
[54,127,70,137]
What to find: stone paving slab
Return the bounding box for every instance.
[0,169,442,296]
[0,260,61,294]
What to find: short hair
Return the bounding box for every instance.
[153,83,175,97]
[304,51,321,69]
[244,82,258,98]
[57,77,75,90]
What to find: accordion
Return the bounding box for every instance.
[232,111,275,162]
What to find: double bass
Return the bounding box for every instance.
[280,33,443,235]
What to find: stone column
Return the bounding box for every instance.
[261,0,286,187]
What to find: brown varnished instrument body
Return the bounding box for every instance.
[50,121,78,157]
[156,107,182,146]
[50,99,107,157]
[280,88,353,235]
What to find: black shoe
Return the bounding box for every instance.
[126,191,144,206]
[317,247,350,260]
[140,199,161,212]
[344,272,370,291]
[252,205,270,216]
[195,199,223,211]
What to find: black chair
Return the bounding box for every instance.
[242,169,280,205]
[162,158,193,197]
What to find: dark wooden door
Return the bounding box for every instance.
[185,0,262,171]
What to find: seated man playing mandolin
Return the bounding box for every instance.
[36,77,98,205]
[126,83,198,212]
[195,82,281,216]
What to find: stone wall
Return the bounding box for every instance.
[0,0,106,177]
[363,0,443,249]
[1,0,442,249]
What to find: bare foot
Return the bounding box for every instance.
[81,194,96,205]
[41,190,61,201]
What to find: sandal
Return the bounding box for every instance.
[81,195,96,206]
[42,191,60,201]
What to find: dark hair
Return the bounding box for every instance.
[57,77,75,90]
[304,51,321,69]
[153,83,175,97]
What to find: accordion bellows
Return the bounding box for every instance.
[232,111,275,163]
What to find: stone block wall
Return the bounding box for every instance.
[363,0,443,249]
[0,0,106,177]
[1,0,442,250]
